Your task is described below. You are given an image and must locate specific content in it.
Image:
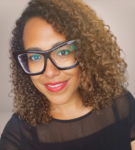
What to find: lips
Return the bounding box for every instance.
[44,79,69,86]
[44,79,69,92]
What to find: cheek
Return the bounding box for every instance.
[30,75,47,95]
[72,66,81,79]
[64,66,81,85]
[75,67,82,88]
[30,75,41,89]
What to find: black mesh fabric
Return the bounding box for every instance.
[0,91,135,150]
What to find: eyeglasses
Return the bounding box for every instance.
[12,39,80,76]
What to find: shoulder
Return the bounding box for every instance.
[125,91,135,118]
[112,90,135,120]
[1,113,31,136]
[113,90,134,107]
[3,114,19,133]
[125,91,135,107]
[2,114,18,128]
[0,114,21,149]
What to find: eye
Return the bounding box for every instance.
[57,49,70,56]
[29,54,42,61]
[57,44,76,56]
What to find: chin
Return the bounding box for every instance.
[49,97,70,105]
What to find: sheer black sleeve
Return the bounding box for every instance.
[0,114,21,150]
[126,91,135,142]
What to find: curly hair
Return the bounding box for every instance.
[9,0,128,126]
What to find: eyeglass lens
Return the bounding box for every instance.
[18,41,77,74]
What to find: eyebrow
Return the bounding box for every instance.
[26,40,67,51]
[51,40,67,48]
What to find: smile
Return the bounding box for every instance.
[44,79,69,92]
[47,82,66,87]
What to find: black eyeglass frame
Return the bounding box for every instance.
[12,39,80,76]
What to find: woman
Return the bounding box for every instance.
[0,0,135,149]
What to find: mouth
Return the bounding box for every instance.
[44,79,69,92]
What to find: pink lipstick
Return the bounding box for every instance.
[44,79,69,92]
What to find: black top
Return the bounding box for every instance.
[0,91,135,150]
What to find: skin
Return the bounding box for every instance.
[23,17,93,120]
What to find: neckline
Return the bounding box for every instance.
[52,108,94,123]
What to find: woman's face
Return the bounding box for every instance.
[23,17,81,106]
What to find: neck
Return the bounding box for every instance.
[49,90,86,119]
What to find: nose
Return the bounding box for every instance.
[42,58,60,78]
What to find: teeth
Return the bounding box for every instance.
[47,82,65,88]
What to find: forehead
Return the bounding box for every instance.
[23,17,66,50]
